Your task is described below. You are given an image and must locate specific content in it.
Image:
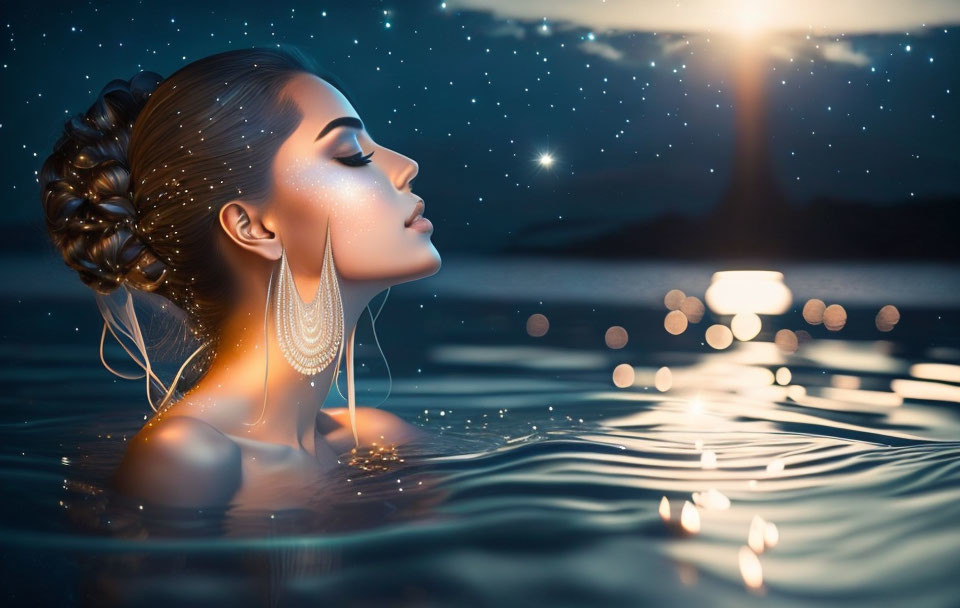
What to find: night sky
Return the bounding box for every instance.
[3,0,958,255]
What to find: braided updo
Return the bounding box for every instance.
[39,46,357,385]
[41,71,168,294]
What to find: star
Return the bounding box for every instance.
[537,153,555,168]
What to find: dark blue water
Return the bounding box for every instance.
[2,255,960,607]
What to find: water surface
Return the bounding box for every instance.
[2,256,959,607]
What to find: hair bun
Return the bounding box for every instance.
[40,71,167,294]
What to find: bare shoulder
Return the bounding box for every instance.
[114,415,242,508]
[320,407,425,451]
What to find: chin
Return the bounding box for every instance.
[396,246,441,286]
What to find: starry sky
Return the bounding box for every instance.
[3,0,958,255]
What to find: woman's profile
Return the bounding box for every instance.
[39,46,441,510]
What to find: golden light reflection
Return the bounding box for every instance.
[910,363,960,383]
[665,310,689,335]
[765,459,785,474]
[347,444,403,472]
[692,488,730,510]
[706,324,734,350]
[800,340,900,373]
[764,521,779,548]
[655,366,673,392]
[802,298,826,325]
[612,363,635,388]
[748,514,766,553]
[659,495,671,521]
[821,387,902,408]
[787,385,807,401]
[738,546,763,589]
[704,271,792,315]
[526,313,549,337]
[775,367,792,385]
[664,289,686,311]
[731,312,762,341]
[680,500,701,533]
[745,514,780,556]
[657,362,775,392]
[604,325,629,349]
[891,378,960,404]
[823,304,847,331]
[876,305,901,332]
[701,450,718,469]
[831,374,861,390]
[788,387,901,412]
[688,397,704,415]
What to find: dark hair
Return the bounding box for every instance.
[40,45,358,385]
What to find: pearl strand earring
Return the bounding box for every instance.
[275,219,344,376]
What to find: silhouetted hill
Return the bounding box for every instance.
[502,196,960,260]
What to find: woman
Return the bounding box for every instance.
[39,46,441,510]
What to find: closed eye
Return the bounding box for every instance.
[334,150,375,167]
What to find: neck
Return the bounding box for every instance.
[177,268,386,451]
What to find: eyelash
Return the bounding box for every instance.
[334,150,375,167]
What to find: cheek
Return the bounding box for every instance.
[276,161,400,270]
[280,159,388,222]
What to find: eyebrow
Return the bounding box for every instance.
[315,116,364,141]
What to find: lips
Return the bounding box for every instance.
[404,200,425,227]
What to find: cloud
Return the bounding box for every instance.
[447,0,960,34]
[487,21,526,39]
[658,37,693,56]
[578,40,625,62]
[820,41,871,66]
[766,38,872,66]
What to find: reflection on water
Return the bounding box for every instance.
[2,260,960,607]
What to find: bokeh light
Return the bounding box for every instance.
[655,366,673,392]
[823,304,847,331]
[612,363,635,388]
[774,328,798,353]
[664,310,689,335]
[731,312,762,341]
[526,313,549,337]
[680,296,705,323]
[739,546,763,589]
[748,515,766,553]
[704,271,792,315]
[604,325,629,349]
[692,488,730,510]
[802,298,826,325]
[705,324,734,349]
[680,500,701,533]
[876,304,900,332]
[664,289,686,311]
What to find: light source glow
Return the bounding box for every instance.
[705,271,792,315]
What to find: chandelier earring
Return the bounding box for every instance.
[273,220,345,376]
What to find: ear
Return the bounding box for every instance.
[218,201,281,262]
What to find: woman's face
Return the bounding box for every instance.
[268,73,440,286]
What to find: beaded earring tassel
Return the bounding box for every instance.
[275,221,344,376]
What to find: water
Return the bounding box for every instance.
[2,256,960,607]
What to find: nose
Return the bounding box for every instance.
[387,148,418,192]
